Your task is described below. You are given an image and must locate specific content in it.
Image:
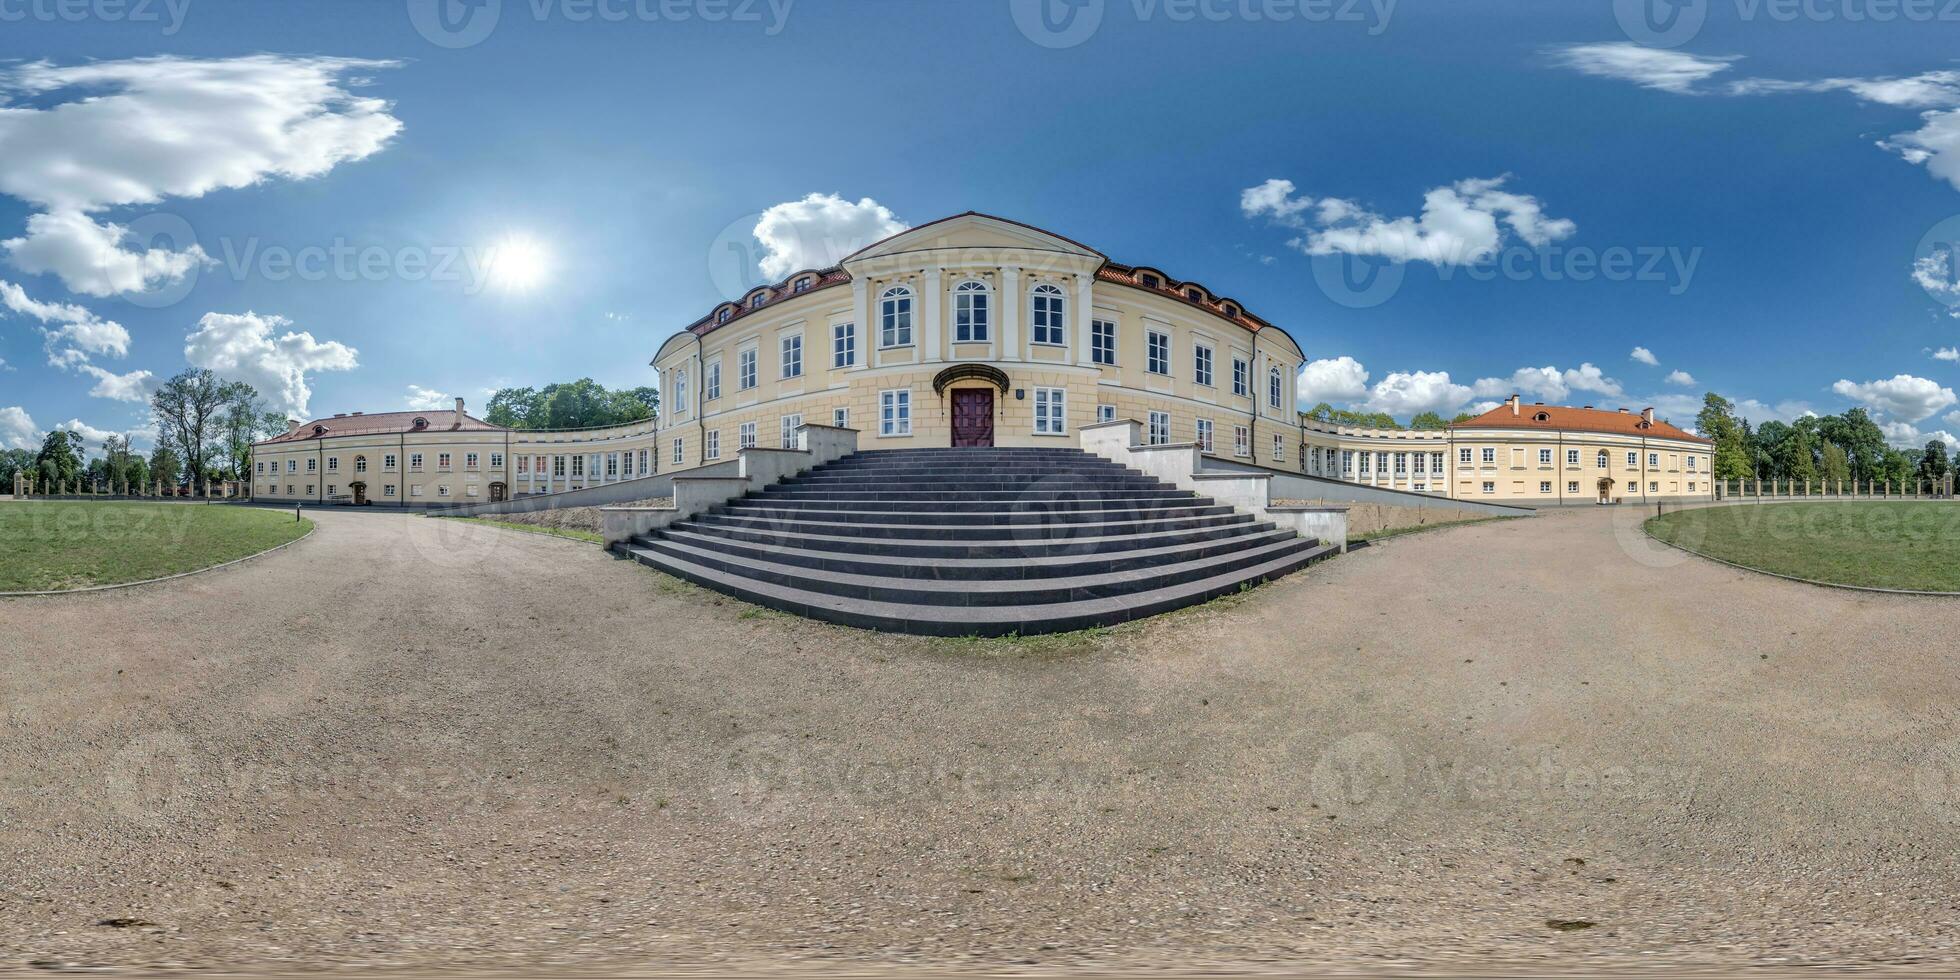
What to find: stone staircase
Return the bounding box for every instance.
[616,447,1336,636]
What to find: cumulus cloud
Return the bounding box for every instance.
[0,405,37,449]
[0,279,131,367]
[1549,43,1739,95]
[1365,370,1474,418]
[1934,347,1960,362]
[404,384,450,410]
[1831,374,1958,421]
[1630,346,1659,366]
[1877,420,1960,450]
[183,311,358,418]
[80,365,154,402]
[1665,369,1697,386]
[1470,363,1624,402]
[55,418,129,446]
[0,55,401,297]
[1242,175,1575,266]
[752,194,907,280]
[1296,355,1371,404]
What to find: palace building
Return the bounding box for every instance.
[252,211,1713,508]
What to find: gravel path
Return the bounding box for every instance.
[5,505,1960,975]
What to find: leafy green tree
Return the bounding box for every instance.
[484,386,539,428]
[483,379,659,430]
[0,448,32,489]
[1450,411,1476,424]
[1696,393,1753,480]
[151,368,247,487]
[1884,449,1915,489]
[35,430,84,486]
[1773,424,1818,485]
[149,445,182,491]
[1820,441,1851,484]
[125,455,149,492]
[1409,411,1449,430]
[1837,408,1889,483]
[1920,440,1951,484]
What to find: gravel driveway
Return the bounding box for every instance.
[5,505,1960,975]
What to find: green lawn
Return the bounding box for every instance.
[0,501,312,592]
[1646,502,1960,592]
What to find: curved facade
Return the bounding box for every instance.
[651,213,1307,472]
[253,399,660,505]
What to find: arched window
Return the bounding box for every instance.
[953,280,990,343]
[1533,411,1550,422]
[879,285,914,348]
[412,417,428,430]
[1597,450,1610,468]
[1267,365,1283,409]
[354,455,368,473]
[1030,283,1066,346]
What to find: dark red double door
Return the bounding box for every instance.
[951,389,995,447]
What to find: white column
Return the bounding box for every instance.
[922,267,942,362]
[1074,273,1094,365]
[852,278,872,371]
[1000,266,1021,361]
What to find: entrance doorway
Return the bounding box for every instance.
[350,481,367,506]
[489,482,508,503]
[951,389,995,447]
[1596,477,1615,504]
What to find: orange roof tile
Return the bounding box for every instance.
[1451,403,1710,443]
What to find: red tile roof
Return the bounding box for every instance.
[1451,403,1710,443]
[257,410,504,445]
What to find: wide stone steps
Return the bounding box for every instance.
[617,447,1334,636]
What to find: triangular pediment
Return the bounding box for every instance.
[843,212,1105,266]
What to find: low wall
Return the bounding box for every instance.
[601,424,858,547]
[1082,419,1349,551]
[439,462,740,518]
[1199,455,1536,519]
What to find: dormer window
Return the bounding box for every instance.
[749,292,767,309]
[312,425,327,437]
[1184,288,1202,302]
[1139,273,1162,288]
[1533,412,1550,422]
[411,417,429,430]
[1221,304,1238,318]
[793,277,812,293]
[717,307,733,324]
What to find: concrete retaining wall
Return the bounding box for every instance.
[439,462,740,518]
[1082,419,1349,551]
[1199,455,1536,519]
[601,424,858,547]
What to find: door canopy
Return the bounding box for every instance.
[932,363,1010,396]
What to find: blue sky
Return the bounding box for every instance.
[4,0,1960,455]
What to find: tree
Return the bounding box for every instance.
[1837,408,1889,483]
[1820,441,1851,484]
[35,430,84,487]
[217,386,280,482]
[0,448,32,490]
[1772,424,1818,485]
[1409,411,1449,430]
[1697,393,1753,481]
[483,379,660,430]
[149,445,182,491]
[101,434,137,489]
[151,368,239,487]
[125,455,149,493]
[1884,449,1915,489]
[1920,440,1951,484]
[1450,411,1476,424]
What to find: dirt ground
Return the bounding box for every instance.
[6,505,1960,976]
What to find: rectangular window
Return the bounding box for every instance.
[1481,447,1495,464]
[1568,481,1580,493]
[605,453,618,478]
[1566,449,1580,465]
[672,438,684,465]
[781,334,803,379]
[326,457,338,471]
[1033,387,1066,435]
[706,430,721,460]
[327,484,337,498]
[1538,448,1552,465]
[1195,418,1214,453]
[1394,452,1408,475]
[640,449,651,474]
[781,413,802,449]
[1650,481,1659,493]
[571,455,584,477]
[410,453,423,471]
[1459,448,1472,464]
[1269,367,1283,409]
[1432,452,1444,473]
[1091,319,1116,365]
[1193,344,1214,387]
[1414,453,1427,475]
[1233,425,1250,457]
[739,422,756,449]
[438,453,452,471]
[880,389,912,436]
[489,453,503,468]
[307,458,317,472]
[256,461,265,474]
[833,407,849,429]
[1233,358,1249,397]
[706,361,721,401]
[384,484,396,497]
[306,484,315,496]
[1649,452,1660,467]
[673,370,687,413]
[1097,404,1115,423]
[1148,411,1170,446]
[286,459,296,473]
[466,452,479,470]
[1146,331,1170,375]
[1341,450,1355,474]
[832,323,855,369]
[1359,452,1371,475]
[1540,481,1553,493]
[1030,285,1066,345]
[437,485,450,497]
[1687,456,1698,471]
[552,455,566,477]
[1272,433,1285,462]
[1628,451,1639,467]
[622,452,634,478]
[1482,481,1495,494]
[738,348,757,390]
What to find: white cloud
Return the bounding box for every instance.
[55,418,126,446]
[1832,374,1958,421]
[1365,370,1474,417]
[1296,355,1371,404]
[1549,43,1739,95]
[404,384,450,410]
[0,279,130,366]
[1244,175,1575,266]
[1630,346,1659,366]
[1730,398,1815,424]
[183,311,358,418]
[752,194,907,280]
[1933,347,1960,362]
[0,55,401,297]
[1665,369,1697,386]
[0,405,37,449]
[1470,363,1623,401]
[1877,420,1959,450]
[1886,109,1960,192]
[80,365,154,402]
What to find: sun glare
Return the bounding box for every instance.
[486,235,551,292]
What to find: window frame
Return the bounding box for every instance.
[953,280,991,343]
[879,285,915,349]
[1029,282,1067,346]
[1032,387,1067,435]
[879,388,912,436]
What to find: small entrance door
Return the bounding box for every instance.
[489,482,508,503]
[951,389,995,447]
[351,481,367,506]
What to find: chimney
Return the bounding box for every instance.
[1507,394,1521,417]
[1641,406,1655,424]
[1582,405,1592,410]
[1618,407,1630,414]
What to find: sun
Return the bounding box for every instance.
[485,235,552,293]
